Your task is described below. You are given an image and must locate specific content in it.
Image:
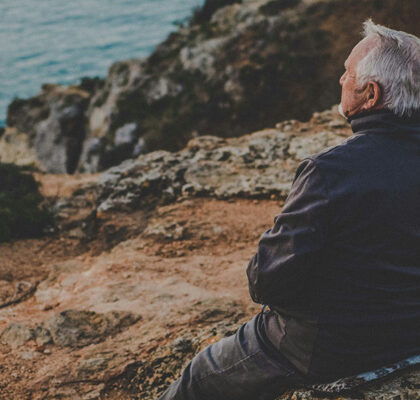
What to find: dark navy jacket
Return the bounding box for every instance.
[247,109,420,381]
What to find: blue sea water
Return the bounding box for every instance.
[0,0,204,126]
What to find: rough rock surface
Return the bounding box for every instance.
[4,0,420,172]
[0,310,140,349]
[3,84,91,173]
[45,310,141,348]
[0,128,40,168]
[94,106,349,213]
[1,322,34,348]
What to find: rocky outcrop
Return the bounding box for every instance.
[0,128,39,168]
[94,106,349,213]
[45,106,350,247]
[4,84,91,173]
[4,0,420,172]
[80,0,419,170]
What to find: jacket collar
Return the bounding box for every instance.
[349,109,420,136]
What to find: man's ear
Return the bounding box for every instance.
[362,81,382,111]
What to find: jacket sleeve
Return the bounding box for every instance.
[246,158,330,308]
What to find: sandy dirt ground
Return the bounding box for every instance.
[0,175,285,398]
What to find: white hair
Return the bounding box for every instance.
[356,19,420,117]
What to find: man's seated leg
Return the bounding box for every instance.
[159,311,304,400]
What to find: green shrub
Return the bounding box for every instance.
[189,0,242,25]
[0,163,53,242]
[259,0,301,15]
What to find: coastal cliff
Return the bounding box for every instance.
[1,0,419,397]
[2,0,419,173]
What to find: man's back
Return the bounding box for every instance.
[255,109,420,381]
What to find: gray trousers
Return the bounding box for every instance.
[159,310,305,400]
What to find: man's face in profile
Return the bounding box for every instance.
[339,37,377,118]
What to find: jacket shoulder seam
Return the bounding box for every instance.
[309,134,364,161]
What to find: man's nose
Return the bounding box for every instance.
[339,73,345,86]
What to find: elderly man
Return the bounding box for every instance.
[160,20,420,400]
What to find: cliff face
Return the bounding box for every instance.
[3,0,420,173]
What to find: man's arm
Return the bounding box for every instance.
[247,158,330,308]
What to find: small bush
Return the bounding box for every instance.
[0,163,53,242]
[189,0,242,26]
[259,0,301,16]
[78,76,104,95]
